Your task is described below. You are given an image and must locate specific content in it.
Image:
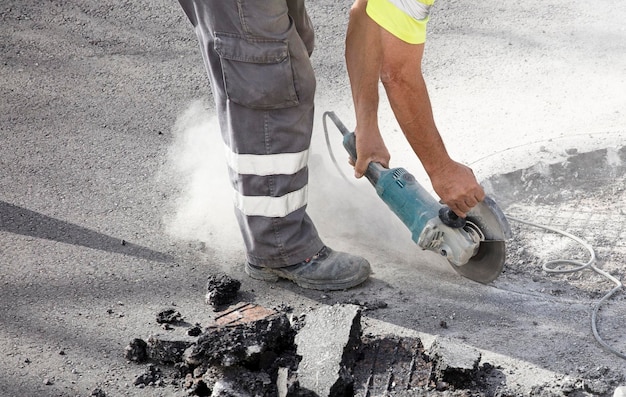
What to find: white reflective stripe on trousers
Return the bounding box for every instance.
[234,186,308,218]
[388,0,432,20]
[225,146,309,176]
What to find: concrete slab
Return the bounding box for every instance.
[294,304,362,397]
[352,335,431,396]
[428,336,481,384]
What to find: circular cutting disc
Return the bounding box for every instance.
[452,240,506,284]
[449,196,511,284]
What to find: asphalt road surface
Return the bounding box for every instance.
[1,0,625,396]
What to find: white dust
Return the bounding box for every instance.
[161,100,241,252]
[161,99,419,261]
[307,106,420,259]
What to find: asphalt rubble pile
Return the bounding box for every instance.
[121,274,622,397]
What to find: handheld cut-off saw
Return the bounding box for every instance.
[323,111,512,284]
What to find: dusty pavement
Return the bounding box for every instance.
[1,0,625,396]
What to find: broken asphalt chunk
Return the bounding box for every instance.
[205,273,241,310]
[156,308,183,324]
[124,338,148,363]
[90,388,106,397]
[147,333,197,364]
[185,307,294,368]
[134,364,164,387]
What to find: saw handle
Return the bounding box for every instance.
[341,131,385,186]
[322,111,384,186]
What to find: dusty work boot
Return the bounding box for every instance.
[245,246,371,290]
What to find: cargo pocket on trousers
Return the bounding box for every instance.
[214,34,299,110]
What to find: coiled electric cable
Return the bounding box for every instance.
[506,215,625,360]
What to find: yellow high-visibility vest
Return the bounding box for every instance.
[366,0,435,44]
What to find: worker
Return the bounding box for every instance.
[176,0,483,291]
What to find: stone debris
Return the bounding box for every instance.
[124,338,148,363]
[205,273,241,310]
[187,324,203,337]
[342,298,388,311]
[125,301,616,396]
[156,308,184,324]
[198,364,303,397]
[133,364,164,387]
[186,305,301,396]
[147,333,197,364]
[584,379,611,396]
[125,301,301,395]
[183,373,211,396]
[90,388,106,397]
[294,304,362,397]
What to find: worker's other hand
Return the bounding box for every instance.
[352,128,391,178]
[430,161,485,218]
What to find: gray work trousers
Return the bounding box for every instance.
[178,0,324,267]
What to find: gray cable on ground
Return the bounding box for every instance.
[507,215,626,360]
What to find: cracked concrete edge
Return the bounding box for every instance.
[361,315,564,394]
[294,304,362,397]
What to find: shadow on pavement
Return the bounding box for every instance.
[0,201,174,263]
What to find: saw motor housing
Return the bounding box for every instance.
[372,166,481,266]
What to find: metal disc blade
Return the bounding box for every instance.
[451,240,506,284]
[447,196,511,283]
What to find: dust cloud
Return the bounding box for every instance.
[307,123,419,259]
[162,100,419,262]
[162,100,241,252]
